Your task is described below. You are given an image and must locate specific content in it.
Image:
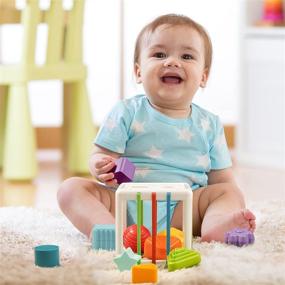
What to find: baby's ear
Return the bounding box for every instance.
[134,63,142,84]
[200,68,209,88]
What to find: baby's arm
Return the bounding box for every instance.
[89,145,120,187]
[207,168,237,186]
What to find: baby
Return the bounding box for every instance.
[57,14,256,242]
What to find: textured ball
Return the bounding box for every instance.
[144,235,182,260]
[225,228,255,247]
[123,224,151,253]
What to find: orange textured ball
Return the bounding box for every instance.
[144,235,182,260]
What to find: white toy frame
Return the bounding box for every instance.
[115,183,193,254]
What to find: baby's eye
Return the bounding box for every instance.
[153,52,166,59]
[182,54,193,60]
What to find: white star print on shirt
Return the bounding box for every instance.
[189,175,199,185]
[132,120,145,133]
[215,133,226,149]
[145,146,162,159]
[177,128,194,142]
[186,178,194,186]
[116,147,124,153]
[135,168,151,178]
[196,154,209,168]
[201,118,211,132]
[105,118,116,130]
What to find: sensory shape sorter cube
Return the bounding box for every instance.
[115,183,193,256]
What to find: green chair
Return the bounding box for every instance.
[0,0,95,180]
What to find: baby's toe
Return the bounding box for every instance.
[243,209,256,221]
[249,219,256,231]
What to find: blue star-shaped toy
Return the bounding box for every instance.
[113,247,141,271]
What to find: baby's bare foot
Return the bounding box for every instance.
[201,209,256,243]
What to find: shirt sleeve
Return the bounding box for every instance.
[209,116,232,170]
[94,101,132,154]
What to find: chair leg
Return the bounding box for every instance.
[3,84,37,180]
[62,82,72,176]
[63,81,96,174]
[0,86,8,170]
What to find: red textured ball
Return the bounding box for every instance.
[123,224,151,253]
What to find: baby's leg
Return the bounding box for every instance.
[197,183,256,242]
[171,187,204,236]
[171,183,256,242]
[57,177,115,237]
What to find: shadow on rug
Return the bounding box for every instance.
[0,200,284,285]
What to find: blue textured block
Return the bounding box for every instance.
[92,224,115,250]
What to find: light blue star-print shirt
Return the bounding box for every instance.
[94,94,232,232]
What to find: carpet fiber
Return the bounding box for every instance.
[0,200,284,285]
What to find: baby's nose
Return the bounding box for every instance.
[164,57,181,68]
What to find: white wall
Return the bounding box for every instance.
[84,0,121,125]
[0,0,241,126]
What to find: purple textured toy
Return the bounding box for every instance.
[225,228,255,247]
[110,157,136,184]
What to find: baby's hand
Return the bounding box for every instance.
[94,156,118,187]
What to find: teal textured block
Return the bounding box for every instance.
[34,245,60,268]
[92,224,115,250]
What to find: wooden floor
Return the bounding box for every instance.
[0,150,284,210]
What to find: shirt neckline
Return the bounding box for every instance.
[143,96,193,126]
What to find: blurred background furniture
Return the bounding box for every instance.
[0,0,95,180]
[237,0,285,169]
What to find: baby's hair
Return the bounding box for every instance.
[134,13,213,75]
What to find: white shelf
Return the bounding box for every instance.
[238,21,285,169]
[245,27,285,37]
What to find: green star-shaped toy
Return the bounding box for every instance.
[113,247,141,271]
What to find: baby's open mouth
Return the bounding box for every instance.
[161,76,183,84]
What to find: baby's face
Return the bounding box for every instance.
[135,25,208,112]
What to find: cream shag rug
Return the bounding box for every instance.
[0,200,284,285]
